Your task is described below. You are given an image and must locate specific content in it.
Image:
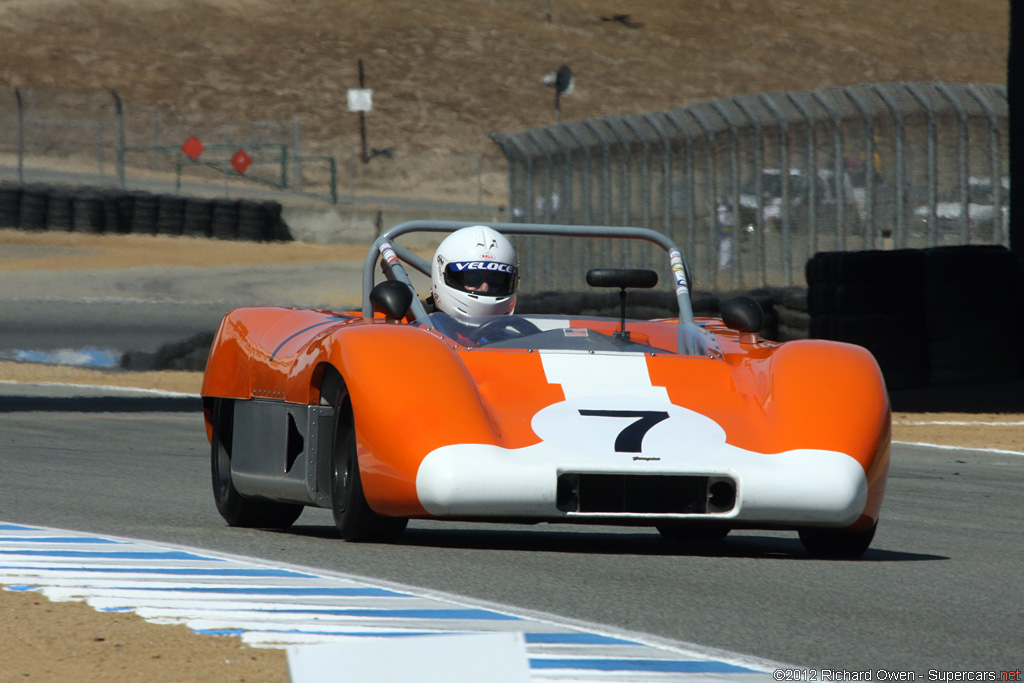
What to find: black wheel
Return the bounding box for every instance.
[323,371,407,542]
[798,522,877,559]
[656,522,730,545]
[210,398,303,529]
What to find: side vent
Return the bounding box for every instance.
[285,412,304,473]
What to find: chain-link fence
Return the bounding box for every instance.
[0,87,503,210]
[491,82,1009,293]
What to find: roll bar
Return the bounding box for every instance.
[362,220,708,356]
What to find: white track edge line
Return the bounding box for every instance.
[893,440,1024,456]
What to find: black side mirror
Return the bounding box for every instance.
[586,268,659,341]
[369,280,414,320]
[720,296,764,343]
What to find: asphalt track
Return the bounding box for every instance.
[0,387,1021,673]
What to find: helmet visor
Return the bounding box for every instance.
[443,261,518,297]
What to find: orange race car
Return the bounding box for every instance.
[201,221,890,558]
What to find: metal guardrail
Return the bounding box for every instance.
[491,82,1009,292]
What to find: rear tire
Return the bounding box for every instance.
[210,398,303,529]
[323,371,408,542]
[798,522,877,559]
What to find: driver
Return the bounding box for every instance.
[430,225,519,317]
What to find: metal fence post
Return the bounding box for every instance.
[565,122,593,225]
[812,90,847,250]
[642,113,675,237]
[604,118,634,230]
[507,136,535,223]
[663,112,698,267]
[965,84,1006,244]
[733,96,767,284]
[583,120,613,228]
[872,84,907,247]
[547,127,575,225]
[15,89,24,183]
[27,89,35,155]
[844,87,877,247]
[621,116,653,234]
[760,93,794,286]
[936,83,971,243]
[111,90,126,189]
[685,107,720,288]
[490,133,518,220]
[292,118,302,191]
[711,99,742,288]
[526,129,556,224]
[905,83,939,247]
[787,92,819,259]
[328,156,338,204]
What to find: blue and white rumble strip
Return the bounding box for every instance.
[0,523,777,681]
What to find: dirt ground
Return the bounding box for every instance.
[0,0,1014,679]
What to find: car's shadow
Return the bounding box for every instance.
[283,523,944,562]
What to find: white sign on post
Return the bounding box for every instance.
[347,88,373,112]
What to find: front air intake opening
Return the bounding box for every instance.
[707,478,737,513]
[556,473,712,514]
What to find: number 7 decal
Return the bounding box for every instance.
[578,410,670,453]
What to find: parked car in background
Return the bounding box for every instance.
[729,167,864,234]
[912,176,1009,241]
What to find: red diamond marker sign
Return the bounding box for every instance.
[231,149,253,174]
[181,135,204,161]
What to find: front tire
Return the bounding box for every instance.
[798,522,877,559]
[323,371,407,542]
[210,398,303,529]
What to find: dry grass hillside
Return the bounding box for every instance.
[0,0,1009,164]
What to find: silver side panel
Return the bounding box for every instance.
[230,400,335,506]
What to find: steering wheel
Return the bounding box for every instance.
[468,316,541,343]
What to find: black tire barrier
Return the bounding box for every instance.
[157,195,186,236]
[129,192,159,235]
[113,193,136,234]
[101,191,124,234]
[808,245,1023,390]
[0,185,22,228]
[210,198,240,240]
[45,189,75,232]
[770,286,810,312]
[776,307,810,330]
[806,249,925,286]
[265,202,290,241]
[122,331,215,372]
[237,200,265,241]
[72,192,106,233]
[182,198,213,237]
[775,323,808,343]
[808,283,926,316]
[924,244,1019,283]
[810,313,927,347]
[0,182,292,242]
[18,185,50,231]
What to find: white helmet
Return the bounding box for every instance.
[431,225,519,318]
